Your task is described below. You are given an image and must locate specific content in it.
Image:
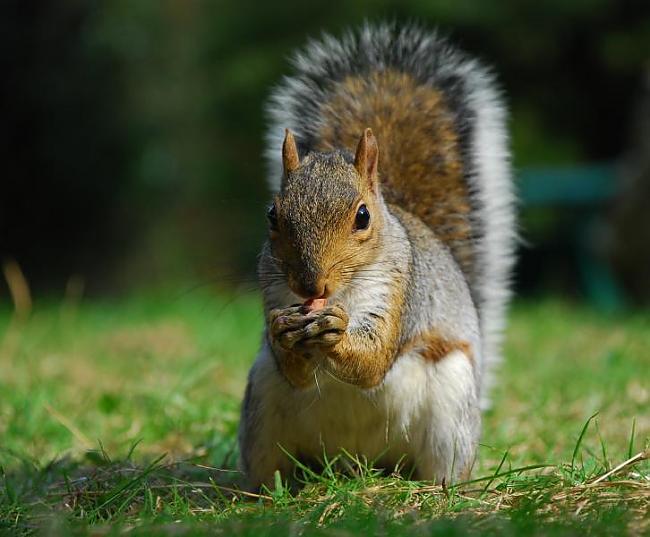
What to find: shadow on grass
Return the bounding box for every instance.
[0,443,246,535]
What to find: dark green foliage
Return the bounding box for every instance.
[1,1,648,292]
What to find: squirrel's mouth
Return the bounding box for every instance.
[303,297,328,312]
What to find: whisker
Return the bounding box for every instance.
[322,365,357,387]
[314,366,322,398]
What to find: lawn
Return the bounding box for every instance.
[0,291,648,535]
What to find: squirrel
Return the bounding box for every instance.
[238,23,515,489]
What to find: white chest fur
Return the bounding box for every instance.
[247,344,479,483]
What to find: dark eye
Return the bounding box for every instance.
[354,204,370,230]
[267,204,278,231]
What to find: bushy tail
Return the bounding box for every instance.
[265,23,516,408]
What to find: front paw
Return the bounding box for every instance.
[270,304,349,350]
[269,305,312,350]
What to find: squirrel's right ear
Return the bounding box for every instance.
[282,129,300,176]
[354,128,379,192]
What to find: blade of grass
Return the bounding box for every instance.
[571,412,599,471]
[92,453,167,514]
[126,439,143,461]
[482,450,509,494]
[595,419,610,473]
[627,418,636,459]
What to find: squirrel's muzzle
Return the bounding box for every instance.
[288,272,327,300]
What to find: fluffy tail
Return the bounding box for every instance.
[265,23,516,408]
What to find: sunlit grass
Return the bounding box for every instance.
[0,293,648,535]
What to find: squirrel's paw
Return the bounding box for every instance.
[270,304,349,350]
[299,305,349,348]
[269,305,312,350]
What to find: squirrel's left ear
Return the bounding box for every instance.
[282,129,300,176]
[354,128,379,192]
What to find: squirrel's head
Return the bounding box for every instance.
[265,128,384,300]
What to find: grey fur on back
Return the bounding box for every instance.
[264,22,516,408]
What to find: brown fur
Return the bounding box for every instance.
[402,330,473,366]
[270,339,316,388]
[317,70,474,278]
[326,287,406,388]
[267,130,409,389]
[271,146,383,300]
[268,69,474,388]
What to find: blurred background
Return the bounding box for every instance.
[2,0,649,308]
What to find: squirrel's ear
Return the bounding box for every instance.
[282,129,300,175]
[354,128,379,191]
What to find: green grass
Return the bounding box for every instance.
[0,291,648,535]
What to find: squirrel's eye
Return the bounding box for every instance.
[354,204,370,231]
[267,204,278,231]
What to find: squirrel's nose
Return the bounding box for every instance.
[293,277,327,300]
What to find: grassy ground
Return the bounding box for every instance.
[0,291,648,535]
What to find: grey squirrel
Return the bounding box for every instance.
[238,23,516,489]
